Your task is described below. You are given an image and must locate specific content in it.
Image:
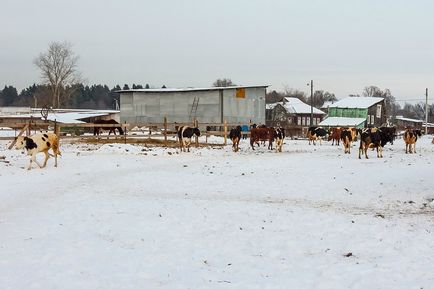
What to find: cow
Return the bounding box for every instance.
[358,127,382,159]
[14,132,61,170]
[350,127,358,142]
[229,126,242,152]
[340,128,353,154]
[307,126,328,145]
[378,126,397,146]
[250,127,275,150]
[274,127,285,152]
[404,128,422,154]
[177,126,200,152]
[328,127,342,146]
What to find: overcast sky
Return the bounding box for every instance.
[1,0,433,103]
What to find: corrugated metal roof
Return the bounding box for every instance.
[117,85,268,93]
[328,97,384,109]
[319,117,366,127]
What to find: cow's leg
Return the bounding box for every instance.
[42,151,49,167]
[29,152,43,169]
[414,142,416,153]
[405,143,408,154]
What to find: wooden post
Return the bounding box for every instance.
[54,120,61,151]
[194,119,199,148]
[27,119,31,136]
[163,117,168,147]
[7,124,28,150]
[224,119,228,145]
[124,121,127,144]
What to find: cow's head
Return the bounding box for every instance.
[193,127,201,137]
[14,136,26,150]
[414,129,422,137]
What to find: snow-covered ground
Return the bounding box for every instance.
[1,136,433,289]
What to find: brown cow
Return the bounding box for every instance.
[229,126,242,152]
[250,127,275,150]
[328,127,342,145]
[404,128,422,154]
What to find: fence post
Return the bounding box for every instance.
[224,119,227,145]
[194,118,199,148]
[124,121,127,144]
[54,120,61,150]
[163,117,168,147]
[27,118,31,136]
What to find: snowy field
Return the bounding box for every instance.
[1,136,434,289]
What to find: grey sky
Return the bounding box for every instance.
[1,0,433,103]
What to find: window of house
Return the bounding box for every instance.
[376,104,382,118]
[371,115,375,125]
[298,117,301,125]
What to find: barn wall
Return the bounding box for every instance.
[223,87,265,125]
[120,87,266,126]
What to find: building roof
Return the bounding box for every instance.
[283,97,326,115]
[328,97,384,109]
[0,109,119,124]
[319,117,366,127]
[46,112,112,124]
[117,85,268,93]
[395,116,424,123]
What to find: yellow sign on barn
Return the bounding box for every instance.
[236,88,246,98]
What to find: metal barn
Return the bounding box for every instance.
[118,86,267,126]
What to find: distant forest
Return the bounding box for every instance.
[0,83,146,110]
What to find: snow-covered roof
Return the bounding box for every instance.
[283,97,325,115]
[319,117,366,127]
[117,85,268,93]
[46,112,111,124]
[328,97,384,109]
[321,101,334,109]
[395,116,424,123]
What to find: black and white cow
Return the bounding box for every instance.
[177,126,201,152]
[274,127,285,152]
[358,127,382,159]
[307,126,328,145]
[14,132,61,170]
[229,126,242,152]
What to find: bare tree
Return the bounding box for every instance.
[362,86,398,119]
[213,78,235,87]
[34,41,81,108]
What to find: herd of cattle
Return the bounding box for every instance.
[8,124,429,170]
[177,124,425,159]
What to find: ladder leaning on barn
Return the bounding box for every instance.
[189,97,199,122]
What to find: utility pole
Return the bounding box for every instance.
[310,80,314,126]
[425,88,429,135]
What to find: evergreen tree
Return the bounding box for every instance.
[1,85,18,106]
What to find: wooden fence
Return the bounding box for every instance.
[2,117,254,149]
